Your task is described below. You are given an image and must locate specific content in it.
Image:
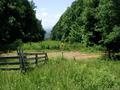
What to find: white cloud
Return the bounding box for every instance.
[40,8,46,12]
[35,8,62,29]
[42,14,61,29]
[41,12,48,17]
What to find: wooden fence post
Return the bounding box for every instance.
[17,47,26,73]
[35,54,38,66]
[62,51,64,59]
[45,53,48,63]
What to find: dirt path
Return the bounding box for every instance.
[0,51,100,60]
[47,51,100,60]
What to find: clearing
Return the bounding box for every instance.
[0,51,100,60]
[48,51,100,60]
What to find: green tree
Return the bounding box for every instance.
[96,0,120,58]
[52,0,120,58]
[0,0,45,47]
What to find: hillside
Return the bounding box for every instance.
[45,29,51,40]
[51,0,120,57]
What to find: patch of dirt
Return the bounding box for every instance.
[48,51,100,60]
[0,52,17,56]
[0,51,100,60]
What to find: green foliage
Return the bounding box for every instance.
[95,0,120,57]
[22,40,60,51]
[0,0,45,47]
[51,0,120,55]
[52,0,99,45]
[22,40,102,53]
[0,58,120,90]
[0,39,23,51]
[103,26,120,57]
[8,39,23,50]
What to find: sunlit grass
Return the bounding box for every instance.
[22,40,102,53]
[0,58,120,90]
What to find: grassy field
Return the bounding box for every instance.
[22,40,103,53]
[0,57,120,90]
[0,40,120,90]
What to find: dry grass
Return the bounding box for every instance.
[47,51,100,60]
[0,51,100,60]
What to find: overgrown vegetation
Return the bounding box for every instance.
[0,0,45,48]
[51,0,120,58]
[0,39,23,51]
[0,0,120,90]
[0,58,120,90]
[22,40,103,53]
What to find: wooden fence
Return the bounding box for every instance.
[0,48,48,72]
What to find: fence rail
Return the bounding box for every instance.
[0,56,19,59]
[0,68,20,70]
[0,48,48,72]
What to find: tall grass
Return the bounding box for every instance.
[0,58,120,90]
[22,40,103,53]
[22,40,60,51]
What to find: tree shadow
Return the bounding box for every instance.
[103,54,120,61]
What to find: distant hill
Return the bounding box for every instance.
[45,29,51,40]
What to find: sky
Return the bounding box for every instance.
[31,0,75,30]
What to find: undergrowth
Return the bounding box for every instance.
[22,40,103,53]
[0,58,120,90]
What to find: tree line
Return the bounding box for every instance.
[0,0,45,49]
[51,0,120,58]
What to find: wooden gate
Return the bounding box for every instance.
[0,48,48,72]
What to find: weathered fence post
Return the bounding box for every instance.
[17,47,26,73]
[62,51,64,59]
[35,54,38,66]
[45,53,48,63]
[73,56,76,61]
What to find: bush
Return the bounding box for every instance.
[0,39,23,51]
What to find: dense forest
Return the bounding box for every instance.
[0,0,45,50]
[51,0,120,57]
